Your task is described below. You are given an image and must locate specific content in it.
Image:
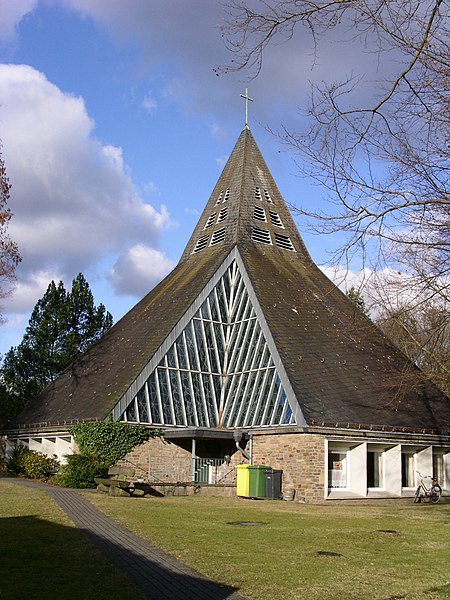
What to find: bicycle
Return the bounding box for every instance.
[414,472,442,504]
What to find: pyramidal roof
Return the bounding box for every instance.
[7,128,449,434]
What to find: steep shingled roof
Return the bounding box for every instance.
[6,128,449,433]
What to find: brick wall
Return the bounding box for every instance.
[251,432,325,503]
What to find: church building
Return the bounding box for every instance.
[3,126,449,502]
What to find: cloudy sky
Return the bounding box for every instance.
[0,0,383,356]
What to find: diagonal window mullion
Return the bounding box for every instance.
[220,277,229,320]
[203,372,218,425]
[202,320,218,374]
[208,372,219,421]
[226,372,249,426]
[269,383,283,425]
[235,370,257,426]
[171,342,187,426]
[199,317,214,373]
[226,316,241,362]
[250,368,271,426]
[241,296,254,322]
[234,290,249,324]
[154,369,166,425]
[143,381,151,423]
[191,326,210,427]
[184,322,199,371]
[229,274,244,321]
[237,371,260,426]
[222,372,240,427]
[242,321,261,371]
[278,391,290,425]
[228,318,250,373]
[223,373,239,427]
[165,368,176,424]
[184,371,199,426]
[252,329,267,369]
[212,287,222,325]
[175,368,188,425]
[207,319,222,375]
[260,369,277,425]
[233,317,257,373]
[243,368,266,427]
[226,265,236,318]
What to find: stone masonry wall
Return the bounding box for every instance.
[119,436,192,483]
[119,436,246,485]
[251,432,325,503]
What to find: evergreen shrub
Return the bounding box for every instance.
[7,445,59,480]
[57,454,109,489]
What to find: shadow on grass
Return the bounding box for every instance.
[0,514,241,600]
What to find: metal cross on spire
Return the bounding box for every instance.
[240,88,253,129]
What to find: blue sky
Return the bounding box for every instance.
[0,0,380,356]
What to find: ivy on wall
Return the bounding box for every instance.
[70,421,160,465]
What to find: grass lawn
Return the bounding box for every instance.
[0,481,145,600]
[86,493,450,600]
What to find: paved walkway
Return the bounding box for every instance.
[4,478,244,600]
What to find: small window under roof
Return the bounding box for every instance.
[253,206,266,221]
[217,207,228,223]
[215,191,223,205]
[269,211,283,227]
[210,228,226,245]
[255,187,262,201]
[274,232,295,251]
[252,227,272,245]
[223,188,230,202]
[204,213,216,228]
[264,189,274,204]
[193,235,209,253]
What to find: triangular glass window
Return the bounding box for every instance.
[119,260,296,428]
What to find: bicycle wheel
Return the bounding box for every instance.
[414,487,422,503]
[430,485,441,504]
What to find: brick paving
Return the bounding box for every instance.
[5,479,244,600]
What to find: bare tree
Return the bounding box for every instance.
[0,143,21,323]
[375,302,449,397]
[221,1,449,305]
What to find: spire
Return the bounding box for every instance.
[179,127,311,263]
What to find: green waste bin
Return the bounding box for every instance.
[248,465,271,498]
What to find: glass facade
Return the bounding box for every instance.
[120,261,295,428]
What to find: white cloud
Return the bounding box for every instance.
[320,265,449,318]
[319,265,375,294]
[215,155,229,168]
[209,124,227,139]
[55,0,394,130]
[140,94,158,115]
[108,245,175,297]
[0,64,172,314]
[184,207,199,216]
[0,0,38,41]
[2,269,63,314]
[2,1,400,131]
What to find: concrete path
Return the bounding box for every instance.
[4,478,244,600]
